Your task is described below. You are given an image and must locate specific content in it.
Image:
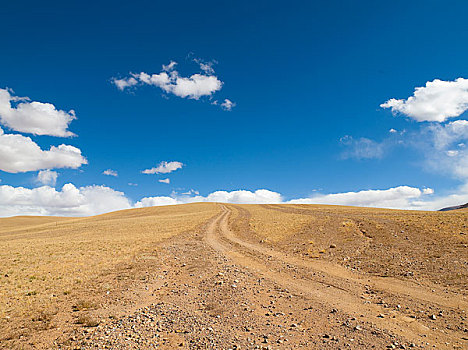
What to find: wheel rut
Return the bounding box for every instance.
[204,205,466,349]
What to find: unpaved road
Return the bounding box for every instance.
[42,205,468,349]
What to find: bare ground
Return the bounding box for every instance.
[1,204,467,349]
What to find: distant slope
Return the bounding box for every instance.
[0,216,75,233]
[439,203,468,211]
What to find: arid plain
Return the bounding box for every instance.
[0,203,467,349]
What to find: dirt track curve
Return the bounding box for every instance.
[206,205,467,349]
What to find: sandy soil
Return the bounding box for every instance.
[1,203,467,349]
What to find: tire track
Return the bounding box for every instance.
[205,205,466,349]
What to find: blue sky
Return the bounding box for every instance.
[1,0,468,216]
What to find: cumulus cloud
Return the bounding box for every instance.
[381,78,468,122]
[36,170,58,186]
[135,189,282,207]
[288,186,433,209]
[159,178,170,184]
[103,169,118,177]
[0,88,76,137]
[142,161,183,175]
[0,183,131,217]
[0,128,87,173]
[1,182,466,217]
[113,61,223,100]
[409,183,468,210]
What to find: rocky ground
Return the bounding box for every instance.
[53,205,467,349]
[2,204,467,349]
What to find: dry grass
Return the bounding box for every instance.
[247,205,312,242]
[0,203,220,342]
[236,204,468,292]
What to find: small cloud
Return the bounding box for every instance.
[159,178,170,184]
[111,77,138,91]
[36,170,58,186]
[113,60,223,100]
[389,128,397,133]
[102,169,118,177]
[220,99,236,111]
[181,189,199,195]
[340,135,385,160]
[193,57,216,74]
[423,188,434,195]
[446,150,459,157]
[142,161,184,175]
[162,61,177,72]
[128,183,138,186]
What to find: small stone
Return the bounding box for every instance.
[354,325,362,331]
[377,313,385,318]
[330,244,337,248]
[430,314,436,320]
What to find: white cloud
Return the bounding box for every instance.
[112,77,138,91]
[1,182,466,217]
[205,189,282,204]
[193,58,216,75]
[142,161,183,175]
[340,135,386,159]
[135,189,282,208]
[431,119,468,149]
[0,183,131,217]
[134,196,179,207]
[36,170,58,186]
[446,150,459,157]
[182,189,199,195]
[0,88,76,137]
[421,120,468,180]
[159,178,170,184]
[288,186,429,209]
[113,61,223,100]
[0,128,87,173]
[162,61,177,72]
[381,78,468,122]
[422,188,434,195]
[103,169,118,177]
[410,183,468,210]
[389,128,397,133]
[220,99,236,111]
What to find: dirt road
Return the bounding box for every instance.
[51,204,467,349]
